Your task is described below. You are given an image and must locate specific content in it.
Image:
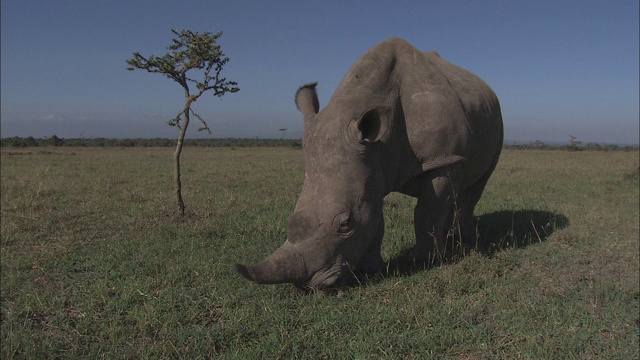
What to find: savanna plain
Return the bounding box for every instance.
[1,146,638,359]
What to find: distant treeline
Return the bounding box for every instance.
[503,141,638,152]
[0,136,302,148]
[0,136,637,151]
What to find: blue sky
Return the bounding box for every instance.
[1,1,638,144]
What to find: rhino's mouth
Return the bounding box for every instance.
[307,257,347,291]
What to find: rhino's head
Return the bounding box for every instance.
[235,82,398,290]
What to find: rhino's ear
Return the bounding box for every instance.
[352,108,390,143]
[295,82,319,122]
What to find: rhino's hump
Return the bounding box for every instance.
[328,37,502,185]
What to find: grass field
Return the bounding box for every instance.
[1,147,638,359]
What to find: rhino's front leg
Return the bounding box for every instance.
[413,198,448,264]
[355,213,385,273]
[412,170,457,264]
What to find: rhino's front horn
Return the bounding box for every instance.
[234,241,307,284]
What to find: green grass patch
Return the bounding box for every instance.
[1,147,638,358]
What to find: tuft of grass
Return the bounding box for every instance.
[1,147,638,358]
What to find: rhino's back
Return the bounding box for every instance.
[399,46,503,187]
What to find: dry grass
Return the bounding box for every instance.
[1,147,638,359]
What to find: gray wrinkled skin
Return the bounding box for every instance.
[235,37,503,290]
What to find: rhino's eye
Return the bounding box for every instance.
[333,211,354,235]
[339,219,351,233]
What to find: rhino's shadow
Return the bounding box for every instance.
[354,209,569,284]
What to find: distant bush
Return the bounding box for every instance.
[1,136,38,147]
[504,140,555,150]
[503,141,638,152]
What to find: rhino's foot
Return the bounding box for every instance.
[408,245,444,266]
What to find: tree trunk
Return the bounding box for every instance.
[173,99,192,217]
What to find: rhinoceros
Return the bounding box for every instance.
[235,37,503,290]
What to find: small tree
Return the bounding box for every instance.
[568,134,583,151]
[126,29,239,217]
